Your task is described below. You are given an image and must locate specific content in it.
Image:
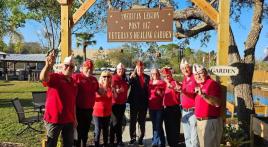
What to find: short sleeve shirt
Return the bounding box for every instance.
[195,77,222,118]
[73,73,99,109]
[43,73,78,124]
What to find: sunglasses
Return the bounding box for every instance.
[102,76,111,78]
[64,64,74,69]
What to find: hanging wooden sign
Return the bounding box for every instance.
[209,66,239,76]
[107,7,173,42]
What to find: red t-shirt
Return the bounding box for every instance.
[73,73,99,109]
[148,80,166,110]
[112,74,129,104]
[93,89,112,117]
[163,79,180,107]
[181,75,197,109]
[139,74,145,88]
[43,73,78,124]
[195,77,222,118]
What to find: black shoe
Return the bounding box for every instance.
[117,142,124,146]
[138,140,143,145]
[109,143,116,147]
[129,139,136,145]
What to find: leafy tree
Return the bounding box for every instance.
[75,33,96,61]
[74,55,83,65]
[94,59,110,68]
[21,42,43,54]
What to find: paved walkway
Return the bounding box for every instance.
[122,110,185,147]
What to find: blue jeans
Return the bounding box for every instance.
[181,109,199,147]
[93,116,110,147]
[149,109,165,146]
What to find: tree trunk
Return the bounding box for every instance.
[231,63,254,137]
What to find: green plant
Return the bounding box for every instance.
[222,123,251,147]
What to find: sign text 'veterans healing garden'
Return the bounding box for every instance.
[107,7,173,42]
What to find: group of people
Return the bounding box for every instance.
[40,50,223,147]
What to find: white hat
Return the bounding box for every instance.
[63,56,75,65]
[116,63,125,69]
[180,58,190,69]
[192,64,205,74]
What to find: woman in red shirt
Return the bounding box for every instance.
[109,63,129,146]
[161,67,181,147]
[148,68,166,147]
[93,71,113,147]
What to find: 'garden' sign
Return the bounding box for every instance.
[107,7,173,42]
[209,66,239,76]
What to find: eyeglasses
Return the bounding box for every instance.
[64,64,74,69]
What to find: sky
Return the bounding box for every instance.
[7,1,268,60]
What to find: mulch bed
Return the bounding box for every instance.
[0,142,24,147]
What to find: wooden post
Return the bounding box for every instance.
[217,0,230,86]
[60,0,72,62]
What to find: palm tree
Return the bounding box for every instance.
[75,33,96,61]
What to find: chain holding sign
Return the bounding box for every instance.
[107,7,173,42]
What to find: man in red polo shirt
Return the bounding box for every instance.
[180,58,199,147]
[72,59,99,147]
[40,51,78,147]
[192,64,223,147]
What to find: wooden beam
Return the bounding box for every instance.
[60,4,72,62]
[191,0,219,24]
[71,0,96,27]
[57,0,68,5]
[217,0,230,86]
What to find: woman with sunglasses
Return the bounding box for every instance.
[109,63,129,146]
[148,68,166,147]
[93,71,113,147]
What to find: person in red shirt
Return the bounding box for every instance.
[109,63,129,146]
[148,68,166,147]
[93,71,113,147]
[40,51,78,147]
[161,67,181,147]
[192,64,223,147]
[180,58,199,147]
[72,59,99,147]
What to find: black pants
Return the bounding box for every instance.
[110,104,126,144]
[163,105,181,147]
[75,108,93,147]
[44,121,74,147]
[129,105,147,141]
[93,116,110,147]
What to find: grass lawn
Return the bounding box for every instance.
[0,80,47,146]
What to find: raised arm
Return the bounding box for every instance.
[40,50,55,82]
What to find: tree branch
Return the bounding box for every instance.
[107,0,114,9]
[175,22,214,39]
[173,7,218,29]
[228,27,241,65]
[244,0,264,63]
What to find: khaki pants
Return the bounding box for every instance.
[197,117,223,147]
